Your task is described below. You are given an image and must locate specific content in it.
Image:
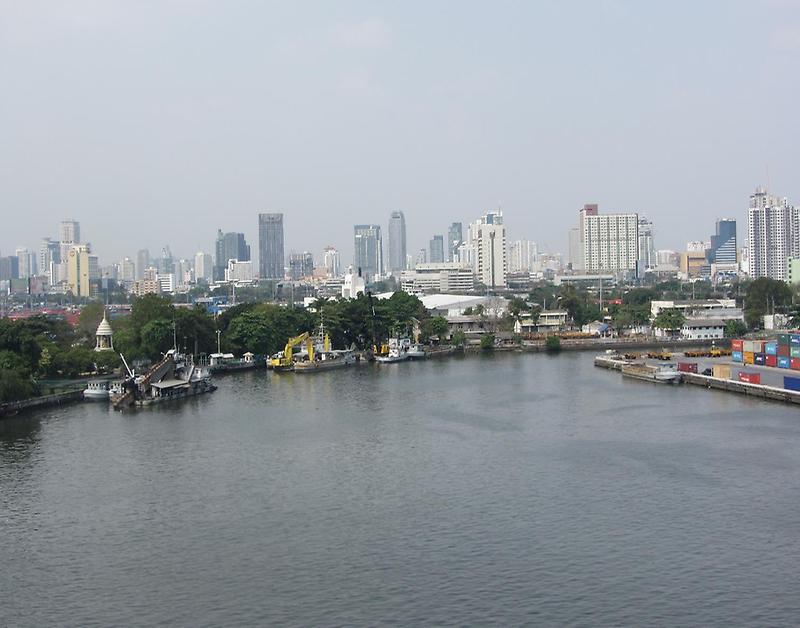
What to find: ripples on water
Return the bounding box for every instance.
[2,353,800,626]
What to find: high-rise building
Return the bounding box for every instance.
[59,219,80,260]
[258,213,284,280]
[119,257,136,284]
[709,220,737,264]
[16,247,36,278]
[468,210,507,288]
[748,187,798,281]
[39,238,61,280]
[0,256,20,281]
[323,246,341,277]
[67,244,97,298]
[194,252,213,283]
[354,224,383,282]
[582,211,639,274]
[429,235,445,264]
[509,240,538,273]
[135,249,150,280]
[568,227,582,271]
[387,211,407,273]
[447,222,463,262]
[637,216,656,276]
[215,230,251,281]
[288,252,314,280]
[415,248,428,266]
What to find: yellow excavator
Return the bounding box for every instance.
[269,332,312,371]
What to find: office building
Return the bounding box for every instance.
[0,256,19,281]
[748,187,798,281]
[195,252,213,283]
[323,246,341,277]
[288,252,314,280]
[353,224,383,282]
[568,228,582,271]
[225,260,254,283]
[258,213,284,280]
[119,258,136,284]
[16,247,36,279]
[67,244,98,298]
[215,230,250,281]
[582,210,638,274]
[387,211,407,272]
[136,249,150,280]
[468,210,507,288]
[509,240,538,273]
[400,263,475,294]
[637,216,656,275]
[39,238,61,280]
[448,222,463,262]
[429,235,445,264]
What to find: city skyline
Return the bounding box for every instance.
[3,2,798,263]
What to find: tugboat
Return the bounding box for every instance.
[111,328,217,409]
[375,338,411,364]
[294,321,357,373]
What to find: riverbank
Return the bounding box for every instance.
[0,389,84,418]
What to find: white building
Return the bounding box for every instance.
[323,246,341,277]
[582,212,639,275]
[567,227,582,271]
[637,216,655,276]
[59,219,80,260]
[400,263,475,294]
[680,318,726,340]
[468,210,507,288]
[748,186,799,281]
[508,240,538,273]
[158,274,176,294]
[341,265,365,298]
[194,252,213,283]
[119,258,136,284]
[650,299,737,318]
[16,247,36,278]
[225,260,254,283]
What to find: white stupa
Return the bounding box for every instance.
[94,310,114,351]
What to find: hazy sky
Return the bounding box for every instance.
[2,0,799,266]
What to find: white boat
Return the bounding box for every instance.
[376,338,411,363]
[621,362,680,384]
[406,344,427,360]
[84,379,112,400]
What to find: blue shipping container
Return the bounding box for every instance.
[779,356,791,369]
[791,334,800,346]
[754,353,766,365]
[784,376,800,391]
[732,351,743,363]
[765,342,778,355]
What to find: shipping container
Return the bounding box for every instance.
[677,362,698,373]
[791,334,800,346]
[791,346,800,358]
[778,355,791,369]
[766,354,778,367]
[739,372,761,384]
[732,350,743,363]
[778,344,791,357]
[785,376,800,392]
[792,357,800,370]
[731,339,744,351]
[744,351,755,365]
[754,353,766,365]
[712,364,731,379]
[765,342,778,355]
[778,333,790,345]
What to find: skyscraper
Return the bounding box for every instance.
[582,211,639,274]
[136,249,150,280]
[354,224,383,282]
[258,213,284,280]
[637,216,656,276]
[387,211,407,273]
[447,222,463,261]
[748,187,798,281]
[288,252,314,280]
[708,219,737,266]
[194,251,213,283]
[323,246,341,277]
[468,210,507,288]
[429,235,445,263]
[59,219,80,260]
[215,230,251,281]
[67,244,98,298]
[39,238,60,280]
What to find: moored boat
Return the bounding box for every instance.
[621,362,680,384]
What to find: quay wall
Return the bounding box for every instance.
[0,390,84,419]
[682,372,800,406]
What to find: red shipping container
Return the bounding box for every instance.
[766,355,778,367]
[778,345,791,357]
[731,339,744,351]
[739,372,761,384]
[793,358,800,370]
[678,362,698,373]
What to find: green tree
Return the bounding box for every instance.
[140,319,175,359]
[744,278,792,329]
[421,316,448,341]
[479,333,495,351]
[723,319,748,338]
[451,330,467,348]
[0,369,38,403]
[76,301,106,341]
[130,294,175,333]
[545,335,561,352]
[653,308,685,332]
[507,297,529,322]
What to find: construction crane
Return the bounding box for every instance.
[269,332,312,371]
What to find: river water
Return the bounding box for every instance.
[2,352,800,626]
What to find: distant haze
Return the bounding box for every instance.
[1,1,798,265]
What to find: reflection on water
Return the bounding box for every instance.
[2,352,800,626]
